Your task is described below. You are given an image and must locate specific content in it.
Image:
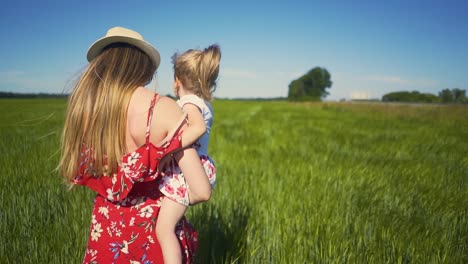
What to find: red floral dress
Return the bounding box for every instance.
[72,93,198,264]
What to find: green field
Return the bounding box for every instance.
[0,99,466,263]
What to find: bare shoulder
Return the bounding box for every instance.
[154,95,179,109]
[127,87,155,122]
[130,87,155,105]
[127,87,156,146]
[127,88,185,146]
[152,95,185,130]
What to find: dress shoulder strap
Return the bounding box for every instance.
[145,93,160,144]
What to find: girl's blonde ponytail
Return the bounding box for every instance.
[197,45,221,100]
[173,44,221,101]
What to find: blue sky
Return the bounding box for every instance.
[0,0,467,100]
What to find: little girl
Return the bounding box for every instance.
[156,44,220,263]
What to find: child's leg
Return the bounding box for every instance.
[156,197,187,264]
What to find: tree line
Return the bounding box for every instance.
[0,91,68,98]
[287,67,466,104]
[382,89,467,103]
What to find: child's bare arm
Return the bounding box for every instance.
[181,104,206,148]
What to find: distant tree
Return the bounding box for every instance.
[439,89,454,103]
[452,88,466,103]
[165,94,176,100]
[438,88,467,103]
[288,67,332,101]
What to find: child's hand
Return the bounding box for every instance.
[158,154,174,176]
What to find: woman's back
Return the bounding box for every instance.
[126,87,185,153]
[74,88,211,263]
[61,27,212,263]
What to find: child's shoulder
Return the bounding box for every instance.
[178,94,208,109]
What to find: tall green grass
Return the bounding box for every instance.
[0,99,466,263]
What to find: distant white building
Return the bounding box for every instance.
[350,91,371,100]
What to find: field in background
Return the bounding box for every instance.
[0,99,466,263]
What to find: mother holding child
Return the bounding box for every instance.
[59,27,220,263]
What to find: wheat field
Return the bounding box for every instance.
[0,99,466,263]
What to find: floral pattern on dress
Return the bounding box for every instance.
[72,93,198,263]
[159,155,216,206]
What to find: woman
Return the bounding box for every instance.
[59,27,212,263]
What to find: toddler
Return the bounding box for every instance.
[156,44,220,264]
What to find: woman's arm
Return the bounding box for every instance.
[180,104,206,148]
[174,148,212,204]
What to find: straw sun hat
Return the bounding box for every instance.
[87,27,161,69]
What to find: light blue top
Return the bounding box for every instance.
[177,94,213,157]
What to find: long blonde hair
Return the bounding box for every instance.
[172,44,221,101]
[59,43,157,180]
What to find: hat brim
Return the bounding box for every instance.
[87,36,161,69]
